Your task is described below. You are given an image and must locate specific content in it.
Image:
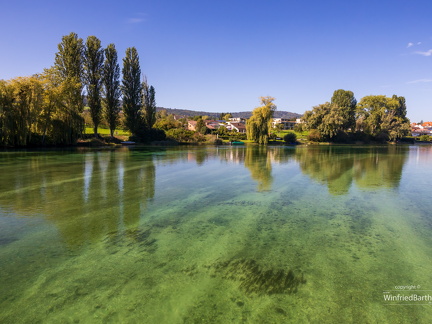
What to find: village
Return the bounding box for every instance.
[186,117,303,133]
[411,121,432,136]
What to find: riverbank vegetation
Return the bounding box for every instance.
[301,90,411,143]
[0,32,163,147]
[0,33,412,147]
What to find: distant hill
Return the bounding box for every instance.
[156,107,302,119]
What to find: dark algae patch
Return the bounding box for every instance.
[210,258,306,295]
[0,237,18,246]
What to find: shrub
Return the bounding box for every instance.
[283,132,297,143]
[307,129,322,142]
[130,128,166,143]
[419,135,431,142]
[166,128,195,142]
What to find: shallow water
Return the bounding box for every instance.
[1,145,432,323]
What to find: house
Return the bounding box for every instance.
[188,120,221,131]
[205,120,221,130]
[229,117,247,123]
[271,118,296,130]
[411,123,423,129]
[187,120,197,131]
[412,128,432,136]
[226,122,246,133]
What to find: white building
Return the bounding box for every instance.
[272,118,297,130]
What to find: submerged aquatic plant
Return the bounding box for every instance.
[211,258,306,295]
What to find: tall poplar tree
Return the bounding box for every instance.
[330,89,357,131]
[54,32,84,144]
[142,78,156,129]
[84,36,104,136]
[121,47,142,135]
[103,44,121,138]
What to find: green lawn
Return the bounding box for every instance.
[273,130,309,142]
[84,127,130,136]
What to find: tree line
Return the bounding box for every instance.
[0,32,161,147]
[244,90,410,145]
[302,89,410,142]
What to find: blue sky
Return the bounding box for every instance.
[1,0,431,122]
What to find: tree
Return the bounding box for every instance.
[84,36,104,136]
[283,132,297,143]
[220,113,232,121]
[195,118,207,134]
[357,95,410,141]
[53,32,85,144]
[154,112,181,131]
[303,90,356,140]
[122,47,142,135]
[141,78,156,129]
[302,102,332,138]
[0,76,46,146]
[246,96,276,144]
[331,89,357,131]
[103,43,121,138]
[276,123,285,131]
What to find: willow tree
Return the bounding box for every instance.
[121,47,142,135]
[246,96,277,144]
[0,80,14,145]
[84,36,104,136]
[54,32,84,144]
[103,43,121,138]
[0,77,45,146]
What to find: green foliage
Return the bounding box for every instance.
[275,123,285,131]
[84,36,104,135]
[154,113,182,131]
[294,123,305,132]
[121,47,142,135]
[283,132,297,143]
[357,95,410,142]
[419,135,431,142]
[142,79,156,129]
[331,89,357,131]
[130,128,166,143]
[307,129,322,142]
[302,90,410,143]
[165,128,203,142]
[246,96,276,144]
[195,118,208,134]
[219,113,232,121]
[219,131,247,141]
[0,77,44,146]
[103,44,121,137]
[303,90,357,141]
[53,32,85,144]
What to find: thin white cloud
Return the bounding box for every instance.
[127,17,145,24]
[415,49,432,56]
[417,42,422,45]
[407,79,432,84]
[407,42,414,48]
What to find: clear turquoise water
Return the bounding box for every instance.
[1,145,432,323]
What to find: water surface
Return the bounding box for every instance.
[1,145,432,323]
